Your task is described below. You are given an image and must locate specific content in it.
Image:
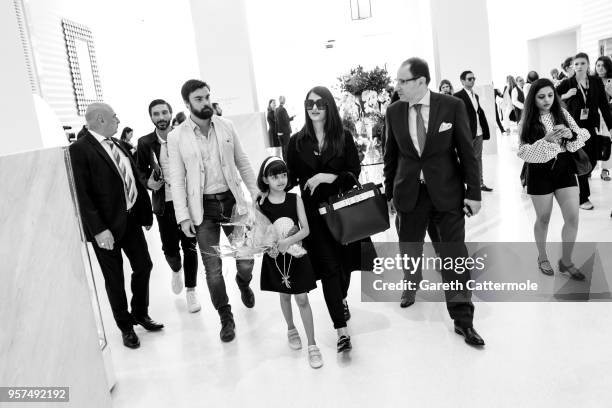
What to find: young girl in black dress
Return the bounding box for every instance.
[256,156,322,369]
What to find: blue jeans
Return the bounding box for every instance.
[195,193,253,315]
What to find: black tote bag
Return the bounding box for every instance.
[318,173,389,245]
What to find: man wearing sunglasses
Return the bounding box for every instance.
[454,70,493,192]
[384,57,485,347]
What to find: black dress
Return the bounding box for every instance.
[259,193,317,294]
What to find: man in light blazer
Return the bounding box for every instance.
[168,79,259,343]
[384,57,485,347]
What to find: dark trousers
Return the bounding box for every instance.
[396,184,474,328]
[578,129,598,204]
[495,105,505,133]
[304,209,348,329]
[156,200,198,288]
[279,133,290,161]
[195,192,253,316]
[91,212,153,332]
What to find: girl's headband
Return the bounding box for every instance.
[263,156,285,172]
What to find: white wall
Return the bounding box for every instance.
[24,0,200,141]
[580,0,612,59]
[245,0,434,132]
[527,30,577,79]
[0,0,43,156]
[487,0,581,86]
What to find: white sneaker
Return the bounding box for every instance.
[287,328,302,350]
[580,201,594,210]
[308,345,323,369]
[171,269,184,295]
[186,289,201,313]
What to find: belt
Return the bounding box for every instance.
[202,190,232,201]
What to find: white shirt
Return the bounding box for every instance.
[463,87,483,136]
[523,83,532,99]
[156,131,172,202]
[187,115,229,194]
[512,87,524,110]
[409,90,430,181]
[90,129,137,210]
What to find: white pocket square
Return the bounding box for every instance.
[439,122,452,132]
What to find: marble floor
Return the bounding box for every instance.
[96,132,612,408]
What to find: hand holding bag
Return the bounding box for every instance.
[318,172,389,245]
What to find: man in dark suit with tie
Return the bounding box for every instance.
[384,57,485,347]
[454,70,493,192]
[69,102,164,349]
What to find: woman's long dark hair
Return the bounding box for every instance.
[596,56,612,79]
[120,127,133,142]
[267,99,275,112]
[297,86,344,157]
[520,78,569,144]
[506,75,517,94]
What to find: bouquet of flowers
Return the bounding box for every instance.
[210,204,306,259]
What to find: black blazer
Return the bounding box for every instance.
[557,75,612,131]
[383,92,481,213]
[275,105,293,137]
[69,131,153,242]
[135,131,165,215]
[454,89,491,140]
[266,109,279,147]
[286,128,371,273]
[286,129,361,209]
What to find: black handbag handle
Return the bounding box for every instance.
[338,171,362,196]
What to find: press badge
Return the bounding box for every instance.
[580,108,589,120]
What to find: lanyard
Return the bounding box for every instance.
[578,81,588,104]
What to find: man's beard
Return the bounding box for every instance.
[191,105,214,120]
[155,120,170,130]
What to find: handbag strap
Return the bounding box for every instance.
[338,171,362,194]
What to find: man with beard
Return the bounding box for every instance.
[136,99,200,313]
[168,80,259,342]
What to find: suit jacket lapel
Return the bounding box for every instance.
[426,92,441,141]
[301,136,319,171]
[85,132,122,179]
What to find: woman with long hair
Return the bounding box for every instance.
[503,75,517,129]
[594,56,612,181]
[557,52,612,210]
[266,99,279,149]
[518,78,590,279]
[286,86,365,353]
[118,126,135,157]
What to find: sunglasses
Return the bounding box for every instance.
[466,77,476,81]
[304,99,328,110]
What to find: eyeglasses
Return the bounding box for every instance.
[395,77,420,86]
[304,99,327,110]
[466,77,476,81]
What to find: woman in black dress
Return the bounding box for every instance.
[557,52,612,210]
[594,56,612,182]
[266,99,279,149]
[286,86,363,353]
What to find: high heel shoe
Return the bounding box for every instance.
[537,259,554,276]
[558,260,585,281]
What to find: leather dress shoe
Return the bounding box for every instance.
[122,330,140,349]
[454,325,485,346]
[220,318,236,342]
[133,315,164,331]
[480,185,493,192]
[239,286,255,308]
[400,298,415,308]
